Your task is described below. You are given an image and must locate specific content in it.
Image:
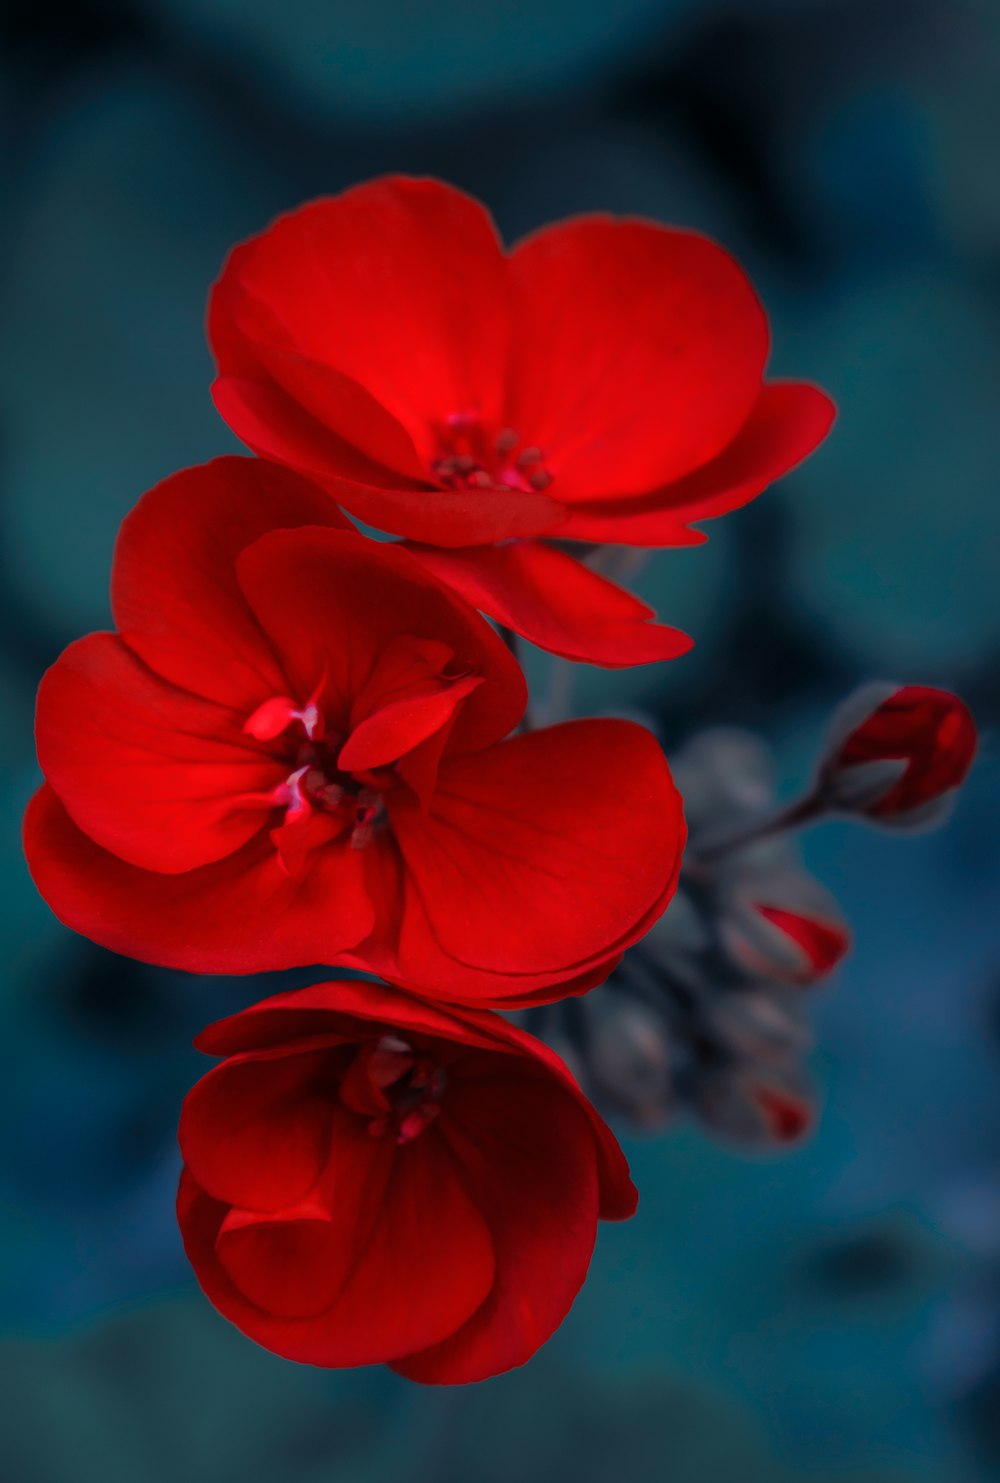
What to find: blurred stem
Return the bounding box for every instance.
[686,789,826,869]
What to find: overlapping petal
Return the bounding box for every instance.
[177,981,635,1380]
[403,539,692,666]
[556,383,836,545]
[206,176,834,663]
[506,216,768,499]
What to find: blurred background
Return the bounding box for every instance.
[1,0,999,1478]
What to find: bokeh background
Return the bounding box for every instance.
[2,1,999,1479]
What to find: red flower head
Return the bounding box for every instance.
[820,683,977,828]
[209,175,834,667]
[24,457,684,1003]
[177,979,637,1383]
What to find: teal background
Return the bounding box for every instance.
[2,1,999,1478]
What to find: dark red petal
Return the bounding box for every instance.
[190,979,634,1220]
[194,978,522,1058]
[558,382,835,545]
[111,457,348,711]
[507,217,768,500]
[23,786,374,973]
[389,719,684,976]
[36,633,282,873]
[210,177,509,470]
[179,1048,339,1212]
[404,539,691,666]
[391,1073,600,1383]
[180,1115,495,1365]
[234,528,525,754]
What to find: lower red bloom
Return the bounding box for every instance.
[822,683,977,826]
[24,457,684,1003]
[177,979,637,1383]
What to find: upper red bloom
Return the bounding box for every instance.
[822,683,977,826]
[178,979,636,1384]
[24,457,684,1003]
[208,175,834,667]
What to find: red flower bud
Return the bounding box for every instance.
[821,683,976,827]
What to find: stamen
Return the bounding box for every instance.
[432,413,554,497]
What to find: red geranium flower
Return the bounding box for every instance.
[209,175,834,667]
[24,457,683,1002]
[820,682,977,827]
[178,978,637,1383]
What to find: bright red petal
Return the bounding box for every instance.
[404,539,691,666]
[234,528,526,754]
[36,633,282,873]
[339,636,483,772]
[389,719,685,977]
[213,374,566,546]
[210,177,509,471]
[558,382,835,546]
[507,217,768,500]
[23,786,374,973]
[112,457,347,710]
[392,1072,599,1383]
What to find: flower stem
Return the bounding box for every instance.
[686,789,827,868]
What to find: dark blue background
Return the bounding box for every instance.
[2,2,999,1478]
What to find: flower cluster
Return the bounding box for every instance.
[536,685,977,1146]
[21,175,975,1382]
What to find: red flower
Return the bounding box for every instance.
[177,979,637,1383]
[209,175,834,667]
[821,683,977,827]
[24,457,683,1002]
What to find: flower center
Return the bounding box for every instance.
[279,738,388,849]
[341,1035,447,1145]
[431,411,553,495]
[244,695,392,862]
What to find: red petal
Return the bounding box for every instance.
[210,178,509,471]
[404,539,691,666]
[392,1072,600,1383]
[194,978,524,1058]
[389,719,685,977]
[507,217,768,500]
[234,528,525,754]
[180,1115,495,1365]
[339,635,483,772]
[214,372,565,545]
[24,786,374,973]
[36,634,282,873]
[180,1047,340,1212]
[190,979,636,1222]
[558,383,835,546]
[112,457,347,710]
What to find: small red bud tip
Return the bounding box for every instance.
[754,1084,811,1143]
[754,905,851,981]
[833,684,977,819]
